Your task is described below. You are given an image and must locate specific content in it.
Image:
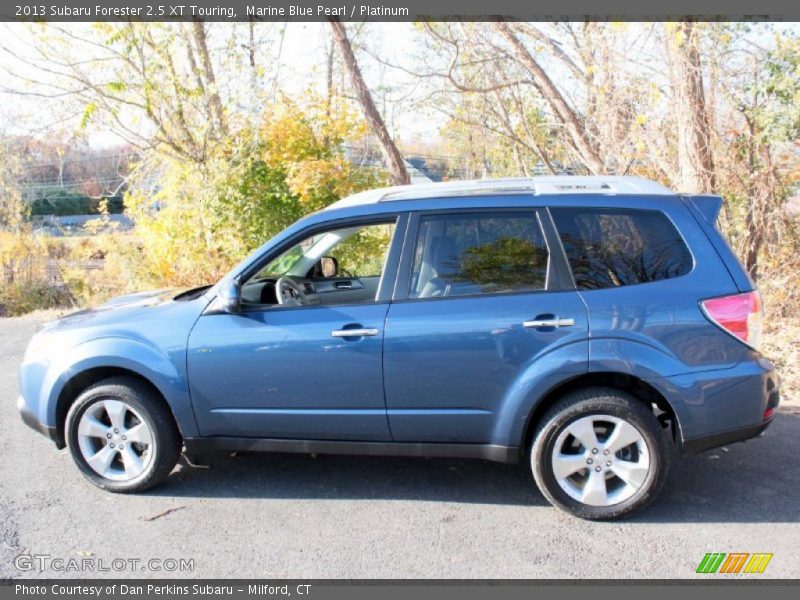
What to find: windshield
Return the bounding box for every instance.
[260,242,307,276]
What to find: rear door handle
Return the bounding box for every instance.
[523,318,575,329]
[331,328,379,338]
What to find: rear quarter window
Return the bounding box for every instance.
[550,207,693,290]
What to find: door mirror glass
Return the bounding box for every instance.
[320,256,338,278]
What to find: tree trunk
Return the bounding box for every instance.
[666,21,716,194]
[328,19,410,185]
[494,22,606,175]
[191,21,227,136]
[742,110,764,281]
[323,38,335,145]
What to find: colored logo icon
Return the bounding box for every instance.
[696,553,773,574]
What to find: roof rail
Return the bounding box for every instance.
[380,179,537,202]
[326,176,675,210]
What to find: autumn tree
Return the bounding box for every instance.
[704,25,800,280]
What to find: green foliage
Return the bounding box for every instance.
[750,34,800,142]
[28,190,124,216]
[79,101,97,130]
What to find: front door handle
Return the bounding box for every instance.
[331,328,379,338]
[523,318,575,329]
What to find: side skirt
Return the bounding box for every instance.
[184,437,520,464]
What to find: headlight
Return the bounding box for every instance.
[23,331,55,362]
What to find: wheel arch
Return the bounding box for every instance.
[520,372,681,456]
[54,366,182,449]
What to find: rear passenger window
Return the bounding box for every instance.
[409,212,549,298]
[550,208,692,290]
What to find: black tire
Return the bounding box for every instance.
[65,376,182,493]
[530,387,669,520]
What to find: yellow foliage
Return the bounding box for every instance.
[0,230,72,316]
[123,97,383,289]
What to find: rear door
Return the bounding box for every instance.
[383,208,588,443]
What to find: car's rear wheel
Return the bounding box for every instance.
[65,376,181,493]
[531,387,669,520]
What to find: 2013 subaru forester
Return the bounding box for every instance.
[18,176,780,519]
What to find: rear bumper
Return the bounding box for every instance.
[679,355,780,453]
[17,396,62,447]
[651,353,781,452]
[681,415,775,454]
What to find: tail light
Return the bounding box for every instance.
[700,291,763,350]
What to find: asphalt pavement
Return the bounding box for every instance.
[2,313,798,579]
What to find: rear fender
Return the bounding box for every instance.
[492,339,588,447]
[586,338,697,431]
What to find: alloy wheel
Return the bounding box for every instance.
[550,414,651,507]
[76,399,155,481]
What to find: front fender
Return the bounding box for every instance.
[40,336,199,438]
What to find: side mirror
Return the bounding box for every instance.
[205,280,242,315]
[320,256,338,278]
[219,280,242,315]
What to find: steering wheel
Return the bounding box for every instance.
[275,276,305,306]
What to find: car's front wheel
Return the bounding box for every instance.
[531,387,669,520]
[65,376,181,493]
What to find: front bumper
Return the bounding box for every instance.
[17,396,62,447]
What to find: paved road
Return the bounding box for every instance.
[2,314,799,579]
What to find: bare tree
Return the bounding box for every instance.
[494,22,607,175]
[328,19,410,185]
[0,23,242,162]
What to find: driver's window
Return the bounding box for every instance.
[242,220,396,308]
[326,223,395,278]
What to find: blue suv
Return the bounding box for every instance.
[18,177,780,519]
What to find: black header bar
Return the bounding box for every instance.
[3,0,800,22]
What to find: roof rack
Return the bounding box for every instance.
[326,176,675,210]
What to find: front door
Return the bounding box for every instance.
[187,219,400,441]
[188,304,392,440]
